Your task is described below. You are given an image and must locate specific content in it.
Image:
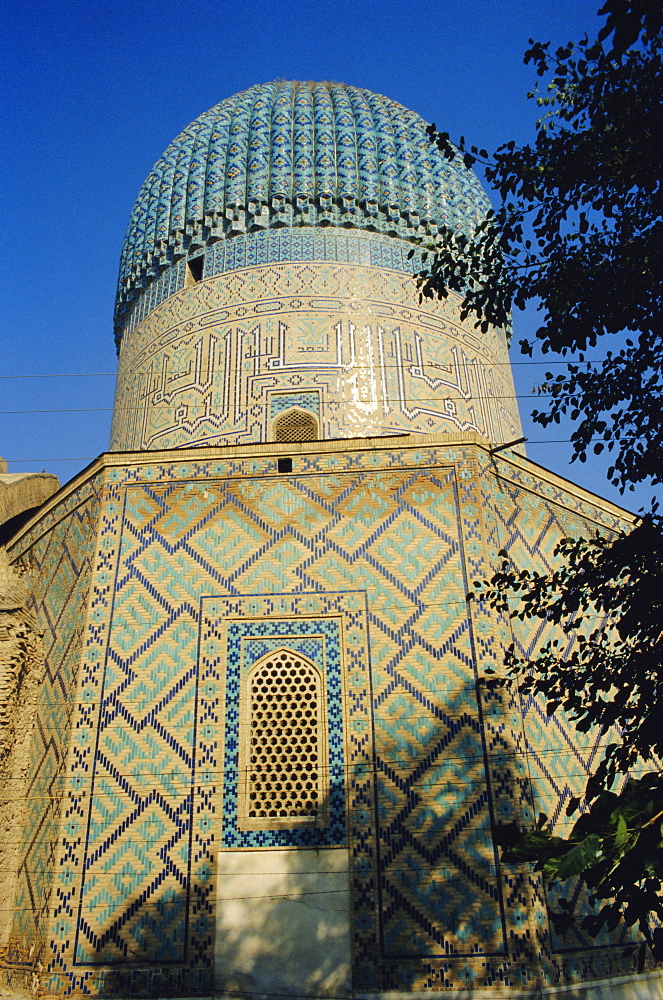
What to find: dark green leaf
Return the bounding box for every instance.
[550,834,600,879]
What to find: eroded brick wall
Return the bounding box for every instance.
[0,553,45,951]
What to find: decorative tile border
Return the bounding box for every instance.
[211,615,346,848]
[4,437,638,996]
[269,389,321,420]
[200,593,379,988]
[120,230,430,339]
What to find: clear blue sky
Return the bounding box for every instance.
[2,0,647,512]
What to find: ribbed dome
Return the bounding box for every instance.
[114,81,489,333]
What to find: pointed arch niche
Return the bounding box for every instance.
[237,648,329,830]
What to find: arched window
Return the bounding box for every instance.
[238,649,328,830]
[272,408,319,443]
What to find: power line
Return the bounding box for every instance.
[18,592,626,615]
[0,758,638,788]
[0,814,646,900]
[0,390,590,414]
[0,358,616,379]
[0,751,641,788]
[0,378,601,415]
[0,857,588,876]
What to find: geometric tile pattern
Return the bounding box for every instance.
[199,593,376,984]
[111,258,522,452]
[120,260,186,338]
[121,229,432,340]
[5,479,100,984]
[207,614,346,848]
[269,390,321,421]
[72,594,364,973]
[114,82,490,340]
[205,227,428,282]
[5,440,636,996]
[486,477,634,973]
[75,455,509,992]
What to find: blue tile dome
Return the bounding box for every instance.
[115,81,490,335]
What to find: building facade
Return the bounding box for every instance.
[2,82,658,999]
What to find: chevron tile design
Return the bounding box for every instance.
[4,442,637,996]
[5,482,100,982]
[484,476,635,973]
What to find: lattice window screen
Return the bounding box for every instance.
[238,650,328,829]
[273,409,318,443]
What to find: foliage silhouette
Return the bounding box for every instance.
[417,0,663,965]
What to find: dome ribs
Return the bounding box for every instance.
[390,102,417,222]
[363,90,400,225]
[329,82,359,213]
[204,101,234,229]
[114,81,489,343]
[408,109,437,228]
[269,82,295,224]
[184,115,215,236]
[292,82,315,207]
[347,87,379,215]
[154,140,181,250]
[140,170,164,272]
[312,82,336,207]
[124,176,153,282]
[246,86,272,221]
[224,89,254,230]
[168,120,200,243]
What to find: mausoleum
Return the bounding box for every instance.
[1,81,657,999]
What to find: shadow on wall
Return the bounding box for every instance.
[19,680,547,996]
[75,779,352,999]
[215,843,351,998]
[54,661,656,999]
[4,650,631,997]
[373,671,537,985]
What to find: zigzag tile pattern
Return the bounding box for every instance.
[5,482,100,982]
[487,476,636,982]
[35,449,509,993]
[72,464,506,977]
[5,443,637,995]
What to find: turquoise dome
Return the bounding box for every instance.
[115,81,489,334]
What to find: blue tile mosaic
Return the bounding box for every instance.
[269,391,320,420]
[114,81,490,342]
[119,228,427,339]
[219,618,346,848]
[5,442,640,996]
